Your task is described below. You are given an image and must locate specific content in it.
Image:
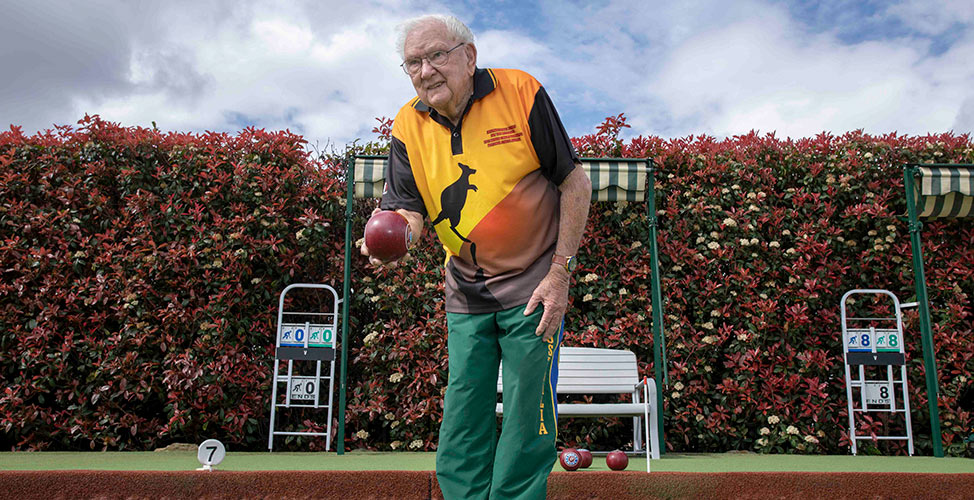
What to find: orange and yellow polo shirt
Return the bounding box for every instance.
[381,68,578,313]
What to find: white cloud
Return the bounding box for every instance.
[956,97,974,133]
[475,29,564,83]
[4,0,445,145]
[2,0,973,144]
[254,20,315,54]
[886,0,974,35]
[911,29,974,133]
[535,0,974,138]
[649,16,950,137]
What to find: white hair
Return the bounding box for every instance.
[395,14,475,59]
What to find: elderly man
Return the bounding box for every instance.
[363,14,591,499]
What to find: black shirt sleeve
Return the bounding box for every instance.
[379,135,427,217]
[528,86,580,186]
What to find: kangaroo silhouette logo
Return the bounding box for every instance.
[431,162,479,265]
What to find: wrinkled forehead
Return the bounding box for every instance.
[403,22,457,58]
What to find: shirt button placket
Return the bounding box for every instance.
[451,128,463,155]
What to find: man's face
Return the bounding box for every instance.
[403,22,476,121]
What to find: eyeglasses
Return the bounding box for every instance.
[401,42,465,76]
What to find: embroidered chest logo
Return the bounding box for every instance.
[483,124,523,148]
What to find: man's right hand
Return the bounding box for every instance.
[360,208,424,268]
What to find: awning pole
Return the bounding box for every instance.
[337,154,355,455]
[903,164,943,457]
[646,159,666,456]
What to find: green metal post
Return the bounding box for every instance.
[903,165,944,457]
[337,155,355,455]
[645,159,667,456]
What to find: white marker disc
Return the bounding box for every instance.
[197,439,226,466]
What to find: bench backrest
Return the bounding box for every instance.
[497,347,640,395]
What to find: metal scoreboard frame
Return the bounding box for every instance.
[841,289,915,456]
[267,284,342,451]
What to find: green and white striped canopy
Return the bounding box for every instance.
[351,155,652,202]
[914,165,974,219]
[352,155,387,199]
[582,158,649,202]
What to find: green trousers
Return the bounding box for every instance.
[436,304,561,500]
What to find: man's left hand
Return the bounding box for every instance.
[524,266,571,341]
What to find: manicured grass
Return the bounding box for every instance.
[2,451,972,473]
[654,452,974,473]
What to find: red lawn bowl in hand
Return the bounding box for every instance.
[606,450,629,471]
[364,211,411,262]
[559,448,582,471]
[577,449,592,469]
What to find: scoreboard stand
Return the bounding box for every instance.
[841,289,915,456]
[268,284,342,451]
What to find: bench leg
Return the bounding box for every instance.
[645,401,652,472]
[633,415,644,452]
[646,377,660,460]
[632,389,645,453]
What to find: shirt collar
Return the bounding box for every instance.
[411,67,496,113]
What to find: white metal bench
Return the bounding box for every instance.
[495,347,660,465]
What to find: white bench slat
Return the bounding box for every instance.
[555,384,640,394]
[500,379,640,394]
[559,348,637,358]
[556,369,638,378]
[495,402,647,417]
[559,375,638,381]
[557,358,638,364]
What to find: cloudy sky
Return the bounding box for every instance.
[2,0,973,147]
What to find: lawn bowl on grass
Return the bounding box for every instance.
[559,448,582,471]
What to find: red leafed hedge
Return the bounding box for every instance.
[0,116,346,450]
[2,114,972,456]
[569,116,973,456]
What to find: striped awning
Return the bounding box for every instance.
[352,155,652,202]
[352,156,387,199]
[915,166,974,219]
[582,158,650,202]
